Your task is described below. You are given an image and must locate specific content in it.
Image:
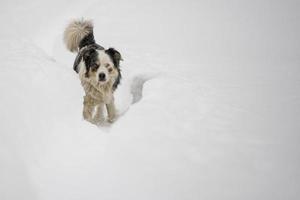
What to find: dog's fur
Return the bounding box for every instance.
[64,19,122,124]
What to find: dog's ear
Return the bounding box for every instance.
[105,48,122,67]
[73,54,82,73]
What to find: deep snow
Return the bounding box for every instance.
[0,0,300,200]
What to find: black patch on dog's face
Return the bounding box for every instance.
[83,48,99,77]
[105,48,122,68]
[73,44,104,73]
[105,48,122,90]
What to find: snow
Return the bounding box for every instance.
[0,0,300,200]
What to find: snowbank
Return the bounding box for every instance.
[0,0,299,200]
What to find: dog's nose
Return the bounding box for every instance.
[99,73,106,81]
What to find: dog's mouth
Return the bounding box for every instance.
[98,79,107,83]
[97,79,108,86]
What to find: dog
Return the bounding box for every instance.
[63,19,122,125]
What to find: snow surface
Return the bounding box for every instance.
[0,0,300,200]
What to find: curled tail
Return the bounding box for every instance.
[63,19,95,52]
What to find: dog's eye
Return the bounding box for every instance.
[91,65,98,72]
[105,64,110,68]
[108,67,113,73]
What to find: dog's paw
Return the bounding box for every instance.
[107,113,119,123]
[107,116,116,123]
[93,116,105,125]
[107,109,119,123]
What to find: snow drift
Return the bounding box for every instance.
[0,0,299,200]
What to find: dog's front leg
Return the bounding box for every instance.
[83,95,97,124]
[106,99,116,123]
[94,102,105,124]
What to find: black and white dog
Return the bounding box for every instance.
[64,19,122,124]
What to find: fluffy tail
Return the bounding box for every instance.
[63,19,94,52]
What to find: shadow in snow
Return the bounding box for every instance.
[130,76,150,104]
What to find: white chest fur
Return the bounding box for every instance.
[80,80,113,104]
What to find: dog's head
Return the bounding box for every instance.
[76,47,122,90]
